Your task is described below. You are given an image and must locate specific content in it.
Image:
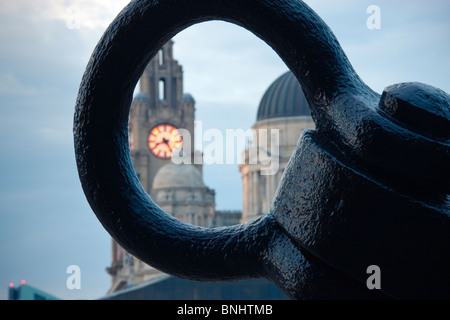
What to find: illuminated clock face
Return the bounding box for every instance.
[148,124,182,159]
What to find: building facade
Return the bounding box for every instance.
[239,72,315,223]
[151,162,215,227]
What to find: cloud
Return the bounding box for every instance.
[46,0,131,34]
[0,0,129,30]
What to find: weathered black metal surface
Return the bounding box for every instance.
[74,0,450,299]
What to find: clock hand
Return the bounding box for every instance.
[162,138,169,145]
[153,138,171,151]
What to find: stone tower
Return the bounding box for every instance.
[128,40,199,193]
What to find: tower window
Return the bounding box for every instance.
[159,78,166,101]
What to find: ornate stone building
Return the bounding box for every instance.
[239,71,315,223]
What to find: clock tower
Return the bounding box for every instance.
[129,40,199,193]
[107,40,210,292]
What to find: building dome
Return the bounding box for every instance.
[152,163,205,190]
[134,92,150,103]
[181,93,195,103]
[256,71,310,121]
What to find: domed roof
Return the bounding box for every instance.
[256,71,310,121]
[181,93,195,103]
[152,163,205,190]
[133,92,150,103]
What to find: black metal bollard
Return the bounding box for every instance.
[73,0,450,299]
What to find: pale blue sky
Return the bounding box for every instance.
[0,0,449,299]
